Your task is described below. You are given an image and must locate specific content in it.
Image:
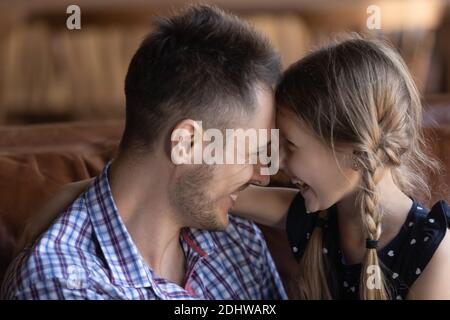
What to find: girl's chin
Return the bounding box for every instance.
[306,197,336,214]
[304,199,318,213]
[302,188,320,213]
[305,203,320,214]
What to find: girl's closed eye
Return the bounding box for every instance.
[285,138,298,151]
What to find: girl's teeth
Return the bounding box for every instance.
[291,178,306,187]
[230,194,238,202]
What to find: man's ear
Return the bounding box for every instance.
[170,119,203,165]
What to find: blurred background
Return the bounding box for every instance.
[0,0,449,124]
[1,0,450,291]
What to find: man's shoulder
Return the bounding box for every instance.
[1,194,101,298]
[32,192,94,259]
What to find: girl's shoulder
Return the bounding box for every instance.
[382,199,450,293]
[285,192,320,259]
[285,192,450,299]
[285,191,450,274]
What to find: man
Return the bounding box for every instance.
[1,5,287,299]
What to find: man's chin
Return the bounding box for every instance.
[216,212,229,230]
[206,210,229,231]
[189,209,229,231]
[202,200,231,231]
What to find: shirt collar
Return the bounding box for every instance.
[85,162,218,292]
[181,227,217,258]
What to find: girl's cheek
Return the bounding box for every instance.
[287,154,303,177]
[291,153,316,183]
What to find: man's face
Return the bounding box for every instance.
[170,86,276,230]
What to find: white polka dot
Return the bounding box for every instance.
[343,281,349,288]
[323,248,328,254]
[408,221,414,227]
[392,273,399,279]
[410,239,416,245]
[388,250,395,257]
[292,246,298,253]
[424,236,429,242]
[306,233,310,239]
[396,295,402,300]
[416,268,421,275]
[350,286,356,292]
[429,218,435,224]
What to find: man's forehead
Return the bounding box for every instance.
[243,86,276,130]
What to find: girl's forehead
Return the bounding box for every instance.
[276,107,296,125]
[276,108,313,137]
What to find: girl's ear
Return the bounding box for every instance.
[336,147,360,171]
[351,151,361,171]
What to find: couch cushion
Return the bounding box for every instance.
[0,120,123,284]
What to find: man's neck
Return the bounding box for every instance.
[108,153,187,286]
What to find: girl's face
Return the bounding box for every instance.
[277,107,360,213]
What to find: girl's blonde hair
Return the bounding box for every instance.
[275,34,440,300]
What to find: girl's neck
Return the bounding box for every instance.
[336,169,413,265]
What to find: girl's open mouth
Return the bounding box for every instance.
[291,178,310,193]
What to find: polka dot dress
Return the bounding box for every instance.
[286,193,450,299]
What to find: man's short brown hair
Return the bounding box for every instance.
[121,5,281,153]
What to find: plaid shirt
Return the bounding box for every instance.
[1,164,287,300]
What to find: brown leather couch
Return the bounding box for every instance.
[1,97,450,298]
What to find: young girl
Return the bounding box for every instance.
[235,36,450,300]
[16,36,450,300]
